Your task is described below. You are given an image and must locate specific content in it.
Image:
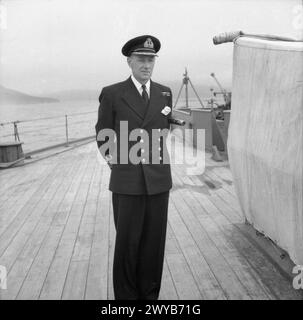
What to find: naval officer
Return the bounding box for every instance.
[95,35,173,300]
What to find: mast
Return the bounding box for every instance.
[174,68,205,109]
[184,68,189,109]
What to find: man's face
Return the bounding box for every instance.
[127,54,156,84]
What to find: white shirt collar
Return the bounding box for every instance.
[131,75,150,96]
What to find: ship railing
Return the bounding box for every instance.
[0,110,97,156]
[0,98,225,157]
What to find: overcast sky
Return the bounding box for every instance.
[0,0,301,95]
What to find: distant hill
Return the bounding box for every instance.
[49,82,222,102]
[49,89,100,101]
[0,85,59,105]
[43,80,231,104]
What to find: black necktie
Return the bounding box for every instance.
[141,84,149,106]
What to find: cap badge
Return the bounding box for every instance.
[144,38,154,49]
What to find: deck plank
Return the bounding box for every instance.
[158,258,179,300]
[184,173,302,300]
[85,166,110,300]
[61,160,99,300]
[0,140,302,300]
[0,158,83,300]
[0,159,75,270]
[170,176,251,300]
[204,168,242,211]
[0,165,43,211]
[173,169,273,300]
[168,199,227,300]
[107,196,116,300]
[15,149,94,299]
[164,232,202,300]
[38,149,95,299]
[0,164,54,236]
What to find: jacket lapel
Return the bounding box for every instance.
[142,80,163,127]
[121,77,146,121]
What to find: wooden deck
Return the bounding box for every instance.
[0,138,302,300]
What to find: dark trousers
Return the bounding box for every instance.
[112,191,169,300]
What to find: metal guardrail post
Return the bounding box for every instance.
[65,115,69,147]
[0,110,96,152]
[13,121,20,141]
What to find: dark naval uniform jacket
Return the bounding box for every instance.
[95,76,173,195]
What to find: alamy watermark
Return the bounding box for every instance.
[0,265,7,290]
[96,123,206,175]
[292,265,303,290]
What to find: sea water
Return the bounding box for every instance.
[0,97,208,153]
[0,100,97,153]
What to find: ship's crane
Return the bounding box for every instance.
[210,72,231,107]
[208,73,232,120]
